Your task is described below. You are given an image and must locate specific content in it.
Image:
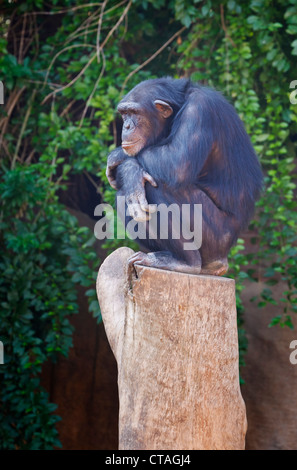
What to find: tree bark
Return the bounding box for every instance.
[97,247,247,450]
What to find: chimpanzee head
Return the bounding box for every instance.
[117,78,189,156]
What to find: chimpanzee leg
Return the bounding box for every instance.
[200,259,229,276]
[119,183,202,274]
[198,190,241,275]
[119,184,240,276]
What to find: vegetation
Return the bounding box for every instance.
[0,0,296,449]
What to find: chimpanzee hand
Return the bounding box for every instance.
[116,158,158,222]
[126,169,157,222]
[106,148,127,190]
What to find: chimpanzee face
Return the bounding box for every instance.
[117,99,173,156]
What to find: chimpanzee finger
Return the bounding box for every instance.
[106,168,118,190]
[139,194,156,214]
[134,212,151,222]
[127,203,151,221]
[147,204,157,213]
[109,179,118,190]
[139,193,150,213]
[142,171,157,188]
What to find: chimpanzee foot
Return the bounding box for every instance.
[200,259,229,276]
[128,251,202,275]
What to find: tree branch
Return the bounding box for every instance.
[96,0,108,62]
[120,26,187,95]
[220,4,236,48]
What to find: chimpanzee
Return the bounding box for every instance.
[106,77,263,276]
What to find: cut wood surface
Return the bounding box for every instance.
[97,247,247,450]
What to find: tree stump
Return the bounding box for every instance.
[96,247,247,450]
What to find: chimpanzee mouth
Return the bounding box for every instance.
[122,140,140,148]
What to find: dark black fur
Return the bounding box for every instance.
[115,77,263,270]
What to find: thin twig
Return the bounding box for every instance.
[0,86,26,150]
[220,4,236,47]
[42,0,132,105]
[24,79,61,89]
[60,99,76,118]
[19,12,27,62]
[103,0,128,17]
[10,23,17,56]
[100,0,132,51]
[83,170,101,192]
[79,50,106,127]
[96,0,108,62]
[25,149,35,165]
[65,6,101,46]
[64,0,129,47]
[84,11,92,44]
[12,89,37,169]
[29,4,103,16]
[42,43,96,90]
[20,137,28,162]
[120,26,187,95]
[32,12,39,60]
[66,26,102,44]
[0,139,12,159]
[41,52,97,104]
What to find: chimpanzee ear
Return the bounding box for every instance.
[154,100,173,119]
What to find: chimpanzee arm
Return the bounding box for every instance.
[106,146,137,190]
[138,89,215,186]
[106,147,157,221]
[114,157,157,221]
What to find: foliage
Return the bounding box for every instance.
[0,165,98,449]
[0,0,296,449]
